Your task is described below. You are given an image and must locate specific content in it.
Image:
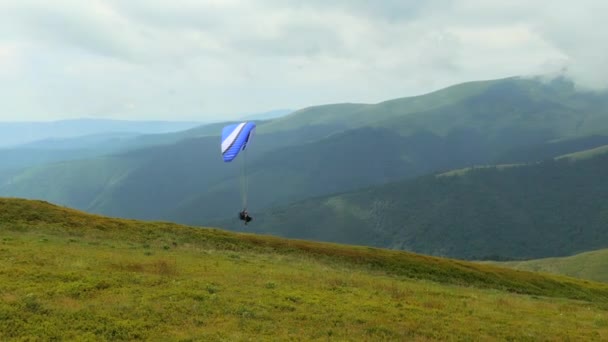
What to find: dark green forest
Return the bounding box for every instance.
[241,152,608,260]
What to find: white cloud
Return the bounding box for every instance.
[0,43,19,73]
[530,2,608,89]
[0,0,605,121]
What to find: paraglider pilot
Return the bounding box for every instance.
[239,210,252,225]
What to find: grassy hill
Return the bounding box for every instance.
[494,248,608,283]
[1,198,608,340]
[242,150,608,260]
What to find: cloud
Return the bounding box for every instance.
[530,2,608,89]
[0,0,605,121]
[434,0,608,89]
[0,43,19,73]
[0,1,135,60]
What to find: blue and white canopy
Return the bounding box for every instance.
[221,122,256,162]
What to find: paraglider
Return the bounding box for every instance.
[221,121,256,225]
[239,209,252,225]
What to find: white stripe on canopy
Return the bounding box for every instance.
[221,122,247,154]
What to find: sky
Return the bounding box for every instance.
[0,0,606,122]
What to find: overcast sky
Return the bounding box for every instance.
[0,0,605,122]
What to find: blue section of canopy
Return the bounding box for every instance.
[221,122,256,162]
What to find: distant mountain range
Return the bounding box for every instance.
[0,119,205,147]
[2,76,608,261]
[0,123,209,172]
[0,110,293,171]
[0,108,294,149]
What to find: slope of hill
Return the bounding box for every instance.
[2,76,608,226]
[1,198,607,340]
[261,76,608,139]
[1,156,144,208]
[494,248,608,283]
[259,77,501,133]
[495,135,608,163]
[242,151,608,260]
[557,144,608,161]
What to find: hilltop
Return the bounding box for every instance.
[1,198,608,340]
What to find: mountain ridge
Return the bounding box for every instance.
[2,76,608,234]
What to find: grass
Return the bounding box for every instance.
[1,198,608,340]
[437,163,525,177]
[494,248,608,283]
[556,144,608,161]
[438,143,608,178]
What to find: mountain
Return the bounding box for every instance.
[0,121,231,173]
[496,135,608,163]
[238,109,293,121]
[0,119,203,147]
[239,147,608,260]
[16,132,141,150]
[170,76,608,223]
[260,76,608,138]
[1,198,607,340]
[0,123,343,220]
[0,133,141,173]
[2,76,608,226]
[493,248,608,283]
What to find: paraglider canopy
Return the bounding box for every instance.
[221,122,256,162]
[221,121,256,224]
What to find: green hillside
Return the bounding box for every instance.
[260,77,504,133]
[2,76,608,226]
[496,135,608,163]
[264,76,608,138]
[377,77,608,138]
[243,151,608,260]
[557,144,608,161]
[494,248,608,283]
[1,156,145,211]
[1,198,608,340]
